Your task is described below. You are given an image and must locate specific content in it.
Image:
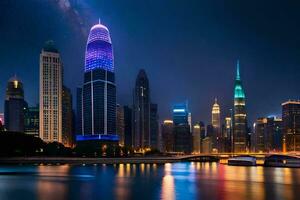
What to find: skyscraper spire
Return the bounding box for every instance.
[236,60,240,80]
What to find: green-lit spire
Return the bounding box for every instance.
[236,60,240,80]
[234,60,245,99]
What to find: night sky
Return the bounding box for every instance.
[1,0,300,126]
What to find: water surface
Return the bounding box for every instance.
[0,162,299,200]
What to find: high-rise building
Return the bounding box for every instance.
[150,103,159,149]
[24,105,39,137]
[173,103,192,153]
[116,104,125,146]
[39,41,63,143]
[76,87,82,135]
[4,76,26,132]
[123,106,133,147]
[133,69,150,149]
[76,22,118,143]
[211,98,221,150]
[282,100,300,152]
[161,120,174,152]
[252,117,283,152]
[199,121,206,139]
[224,116,232,152]
[62,86,73,147]
[267,117,282,152]
[233,60,248,153]
[192,123,201,153]
[253,118,267,152]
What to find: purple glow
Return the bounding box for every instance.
[85,23,114,72]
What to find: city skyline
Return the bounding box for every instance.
[1,1,300,125]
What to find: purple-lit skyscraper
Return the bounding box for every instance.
[76,22,118,142]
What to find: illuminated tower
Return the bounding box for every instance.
[77,21,118,142]
[133,69,150,149]
[233,60,248,152]
[4,76,26,132]
[39,41,62,142]
[211,98,221,151]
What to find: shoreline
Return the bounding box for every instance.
[0,157,184,165]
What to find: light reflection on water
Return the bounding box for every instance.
[0,162,299,199]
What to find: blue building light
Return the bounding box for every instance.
[173,108,186,113]
[76,134,119,142]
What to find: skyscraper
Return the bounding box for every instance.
[24,105,39,137]
[62,86,73,147]
[4,76,26,132]
[282,100,300,152]
[116,104,125,146]
[192,123,201,153]
[211,98,221,151]
[173,103,192,153]
[150,103,159,149]
[233,60,248,153]
[77,22,118,142]
[123,106,133,147]
[133,69,150,149]
[39,41,63,143]
[161,120,174,152]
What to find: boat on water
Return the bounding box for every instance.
[228,156,256,166]
[264,155,300,168]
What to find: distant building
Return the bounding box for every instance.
[24,105,39,137]
[202,137,212,154]
[123,106,133,147]
[224,116,233,152]
[161,120,174,152]
[4,76,26,132]
[199,121,206,139]
[233,60,248,153]
[173,103,192,153]
[192,123,201,153]
[211,98,221,151]
[76,87,82,135]
[0,113,5,126]
[252,117,283,152]
[267,117,282,152]
[76,22,118,143]
[282,100,300,152]
[62,86,73,147]
[39,41,63,143]
[116,104,125,146]
[253,118,267,152]
[150,103,159,149]
[133,69,150,149]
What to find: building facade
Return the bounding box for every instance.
[211,98,221,151]
[24,105,39,137]
[192,123,201,153]
[233,60,248,153]
[76,22,118,143]
[116,104,125,146]
[133,69,150,149]
[4,76,26,132]
[173,103,192,153]
[123,106,133,147]
[282,100,300,152]
[161,120,174,152]
[150,103,159,149]
[62,86,73,147]
[39,41,63,143]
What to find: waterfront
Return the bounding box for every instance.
[0,162,299,200]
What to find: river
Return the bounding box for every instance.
[0,162,299,200]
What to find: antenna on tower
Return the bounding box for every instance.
[99,18,101,24]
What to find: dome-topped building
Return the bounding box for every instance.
[84,22,113,72]
[5,75,27,132]
[77,21,118,142]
